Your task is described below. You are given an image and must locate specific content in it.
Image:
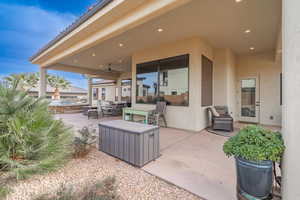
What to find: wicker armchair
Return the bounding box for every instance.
[207,106,233,132]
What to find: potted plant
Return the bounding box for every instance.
[223,125,285,199]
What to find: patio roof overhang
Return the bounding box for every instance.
[30,0,282,78]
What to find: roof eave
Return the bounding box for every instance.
[29,0,113,62]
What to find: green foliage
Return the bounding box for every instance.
[4,72,71,91]
[223,125,285,162]
[47,75,71,90]
[0,79,72,180]
[34,177,119,200]
[4,72,39,90]
[73,126,96,158]
[0,186,10,199]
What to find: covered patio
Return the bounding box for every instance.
[56,113,280,200]
[29,0,300,199]
[56,113,236,200]
[31,0,282,131]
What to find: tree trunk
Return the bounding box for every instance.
[53,88,60,100]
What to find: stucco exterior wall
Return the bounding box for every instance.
[237,52,282,126]
[213,48,237,120]
[92,85,116,105]
[132,37,213,131]
[131,38,281,131]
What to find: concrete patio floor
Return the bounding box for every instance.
[143,128,236,200]
[56,113,280,200]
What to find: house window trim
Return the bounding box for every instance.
[136,54,190,107]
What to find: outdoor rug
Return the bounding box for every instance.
[205,126,240,137]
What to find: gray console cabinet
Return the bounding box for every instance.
[98,120,160,167]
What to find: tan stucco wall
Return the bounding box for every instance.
[237,52,282,126]
[92,85,116,105]
[132,37,213,131]
[213,48,237,119]
[131,38,281,131]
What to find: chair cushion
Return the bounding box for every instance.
[211,107,220,117]
[214,116,233,121]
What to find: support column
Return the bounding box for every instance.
[88,77,93,105]
[117,78,122,102]
[39,67,47,97]
[282,0,300,199]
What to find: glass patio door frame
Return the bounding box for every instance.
[238,76,260,123]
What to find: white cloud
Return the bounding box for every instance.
[0,3,85,88]
[0,3,77,55]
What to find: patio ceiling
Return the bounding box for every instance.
[47,0,281,77]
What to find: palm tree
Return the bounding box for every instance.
[47,75,71,100]
[24,72,39,89]
[4,73,39,91]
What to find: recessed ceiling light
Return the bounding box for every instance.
[119,43,124,47]
[244,29,251,34]
[235,0,243,2]
[157,28,163,32]
[119,59,123,63]
[92,53,96,57]
[250,47,255,51]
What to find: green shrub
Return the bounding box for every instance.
[73,126,96,158]
[0,186,10,199]
[0,79,72,180]
[34,177,119,200]
[223,125,285,162]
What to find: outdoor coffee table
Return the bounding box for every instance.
[122,107,154,124]
[98,120,160,167]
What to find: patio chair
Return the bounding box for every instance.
[207,106,233,132]
[149,101,167,127]
[87,101,103,119]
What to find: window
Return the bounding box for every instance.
[136,61,158,104]
[136,54,189,106]
[161,71,168,86]
[121,79,132,103]
[101,88,106,100]
[201,55,213,106]
[93,88,98,100]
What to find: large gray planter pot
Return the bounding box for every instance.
[235,156,273,199]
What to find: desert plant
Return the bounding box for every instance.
[0,186,9,199]
[4,72,39,91]
[73,126,97,158]
[34,177,119,200]
[0,79,72,180]
[47,75,71,100]
[223,125,285,162]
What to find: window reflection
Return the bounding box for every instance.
[136,61,158,104]
[241,79,256,117]
[136,54,189,106]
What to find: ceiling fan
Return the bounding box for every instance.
[99,63,120,72]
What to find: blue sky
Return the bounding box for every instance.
[0,0,98,88]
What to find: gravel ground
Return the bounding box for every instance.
[5,148,201,200]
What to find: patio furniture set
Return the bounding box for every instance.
[85,100,168,127]
[84,101,127,119]
[94,102,233,168]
